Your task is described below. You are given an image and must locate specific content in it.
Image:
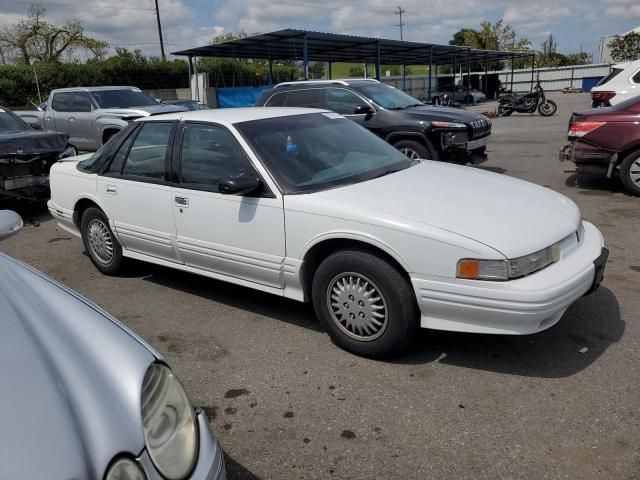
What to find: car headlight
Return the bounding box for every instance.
[141,364,198,479]
[457,243,560,281]
[58,145,77,159]
[105,457,146,480]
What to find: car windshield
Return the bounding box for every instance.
[236,113,416,194]
[92,89,159,108]
[353,83,424,110]
[0,109,28,132]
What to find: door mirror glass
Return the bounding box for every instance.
[353,105,374,115]
[218,173,261,195]
[0,210,23,240]
[29,123,42,130]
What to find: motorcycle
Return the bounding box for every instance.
[497,81,557,117]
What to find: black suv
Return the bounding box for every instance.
[255,79,491,164]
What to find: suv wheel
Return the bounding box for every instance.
[619,150,640,196]
[312,249,418,358]
[393,139,437,161]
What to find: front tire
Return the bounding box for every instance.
[538,99,557,116]
[393,139,437,161]
[497,104,513,117]
[81,207,126,274]
[312,250,418,358]
[619,150,640,196]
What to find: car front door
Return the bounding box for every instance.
[66,92,97,151]
[171,121,286,289]
[324,87,381,133]
[97,121,180,262]
[49,92,73,134]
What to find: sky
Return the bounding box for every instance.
[0,0,639,62]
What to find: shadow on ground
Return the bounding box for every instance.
[395,286,623,378]
[224,452,261,480]
[565,173,631,196]
[142,265,322,332]
[141,260,623,379]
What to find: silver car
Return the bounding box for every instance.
[431,84,487,105]
[0,210,226,480]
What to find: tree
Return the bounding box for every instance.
[478,20,530,52]
[537,33,564,67]
[449,28,482,48]
[0,5,107,65]
[608,32,640,62]
[308,62,325,79]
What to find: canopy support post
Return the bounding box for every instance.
[510,54,515,92]
[427,46,433,102]
[375,40,381,80]
[484,51,489,96]
[531,54,535,90]
[303,33,309,80]
[268,59,273,85]
[466,48,471,105]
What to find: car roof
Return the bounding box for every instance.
[139,107,331,124]
[52,86,142,93]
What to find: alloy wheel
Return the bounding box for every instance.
[326,272,388,341]
[87,219,114,264]
[400,148,424,161]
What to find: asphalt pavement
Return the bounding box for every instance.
[1,93,639,479]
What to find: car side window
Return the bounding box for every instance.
[51,92,73,112]
[107,128,138,174]
[325,88,368,115]
[632,70,640,84]
[179,123,258,188]
[70,92,93,112]
[265,92,286,107]
[122,122,174,179]
[285,89,323,108]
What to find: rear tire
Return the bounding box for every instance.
[80,207,126,275]
[393,139,437,161]
[311,249,419,358]
[619,150,640,196]
[497,104,513,117]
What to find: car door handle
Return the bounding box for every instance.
[106,185,117,194]
[174,196,189,207]
[68,117,75,122]
[45,116,52,121]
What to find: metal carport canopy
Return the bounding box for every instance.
[172,29,531,65]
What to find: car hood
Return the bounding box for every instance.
[399,105,488,123]
[0,130,68,156]
[310,162,580,259]
[0,253,158,479]
[97,103,187,117]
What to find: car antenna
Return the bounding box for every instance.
[32,65,42,104]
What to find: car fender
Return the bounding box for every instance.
[384,130,430,144]
[299,230,412,273]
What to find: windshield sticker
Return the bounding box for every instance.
[322,112,343,119]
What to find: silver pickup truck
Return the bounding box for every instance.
[18,86,185,152]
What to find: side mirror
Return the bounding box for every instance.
[218,174,261,195]
[29,123,43,130]
[353,105,374,115]
[0,210,23,240]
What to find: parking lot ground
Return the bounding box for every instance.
[2,92,640,479]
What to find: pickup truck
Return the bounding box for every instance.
[17,86,185,151]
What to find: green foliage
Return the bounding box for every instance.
[450,21,530,52]
[608,33,640,62]
[536,34,591,67]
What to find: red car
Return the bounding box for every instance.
[560,96,640,196]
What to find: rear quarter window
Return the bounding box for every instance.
[596,68,623,87]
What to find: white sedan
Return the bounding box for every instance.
[48,108,608,357]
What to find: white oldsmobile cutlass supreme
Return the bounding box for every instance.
[48,108,608,357]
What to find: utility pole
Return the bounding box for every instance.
[394,6,405,40]
[154,0,166,60]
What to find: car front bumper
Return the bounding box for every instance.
[138,408,226,480]
[411,221,606,335]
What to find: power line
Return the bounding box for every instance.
[394,6,405,40]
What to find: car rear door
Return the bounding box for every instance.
[97,121,180,262]
[170,121,286,289]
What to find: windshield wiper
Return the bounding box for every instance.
[371,168,403,179]
[405,103,424,108]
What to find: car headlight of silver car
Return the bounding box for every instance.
[105,457,146,480]
[58,145,77,159]
[141,363,198,479]
[457,243,560,281]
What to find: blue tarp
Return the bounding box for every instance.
[582,77,604,92]
[215,86,272,108]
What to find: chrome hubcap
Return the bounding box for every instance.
[326,273,388,341]
[401,148,425,161]
[87,219,114,264]
[630,158,640,185]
